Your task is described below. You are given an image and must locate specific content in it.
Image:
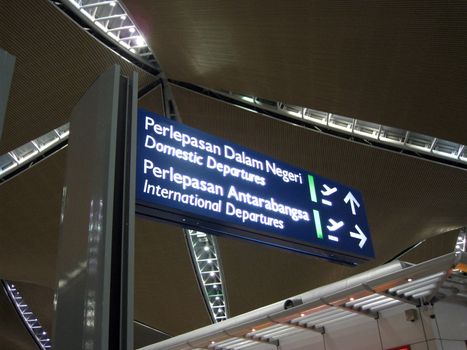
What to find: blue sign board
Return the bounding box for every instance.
[135,109,374,265]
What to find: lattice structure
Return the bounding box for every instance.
[186,230,228,323]
[2,281,52,349]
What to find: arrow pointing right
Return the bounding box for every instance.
[350,224,367,249]
[344,191,360,215]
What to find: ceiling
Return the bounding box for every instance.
[0,0,466,348]
[123,0,467,145]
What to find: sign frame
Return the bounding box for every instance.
[135,109,374,265]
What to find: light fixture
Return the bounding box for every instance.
[186,230,228,323]
[136,36,146,46]
[64,0,158,65]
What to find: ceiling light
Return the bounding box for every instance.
[207,259,213,263]
[129,27,135,33]
[349,297,355,301]
[136,36,146,46]
[204,246,210,251]
[300,313,305,317]
[120,15,126,20]
[209,272,215,277]
[109,1,116,7]
[407,278,413,282]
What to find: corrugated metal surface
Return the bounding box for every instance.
[123,0,467,145]
[0,0,157,153]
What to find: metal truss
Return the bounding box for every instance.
[2,281,52,349]
[186,229,228,323]
[0,124,69,183]
[170,80,467,170]
[50,0,160,74]
[159,74,229,324]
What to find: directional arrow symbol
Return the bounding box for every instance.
[350,224,367,249]
[326,219,344,232]
[344,191,360,215]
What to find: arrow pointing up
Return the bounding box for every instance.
[344,191,360,215]
[350,225,367,249]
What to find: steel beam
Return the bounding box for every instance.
[52,65,136,350]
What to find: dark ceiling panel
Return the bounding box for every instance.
[400,228,460,264]
[134,218,212,335]
[134,322,170,349]
[0,0,157,154]
[170,84,467,315]
[123,0,467,145]
[139,86,164,114]
[0,151,65,289]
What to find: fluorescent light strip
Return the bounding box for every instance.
[0,123,69,180]
[186,229,228,322]
[455,229,466,253]
[2,281,52,349]
[64,0,156,66]
[217,91,467,167]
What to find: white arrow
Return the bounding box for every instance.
[326,219,344,232]
[321,184,337,196]
[350,224,367,249]
[344,191,360,215]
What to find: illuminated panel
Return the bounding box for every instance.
[186,229,228,322]
[0,123,69,181]
[63,0,157,67]
[135,109,374,265]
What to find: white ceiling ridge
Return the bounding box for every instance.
[138,252,465,350]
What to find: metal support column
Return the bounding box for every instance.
[52,65,137,350]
